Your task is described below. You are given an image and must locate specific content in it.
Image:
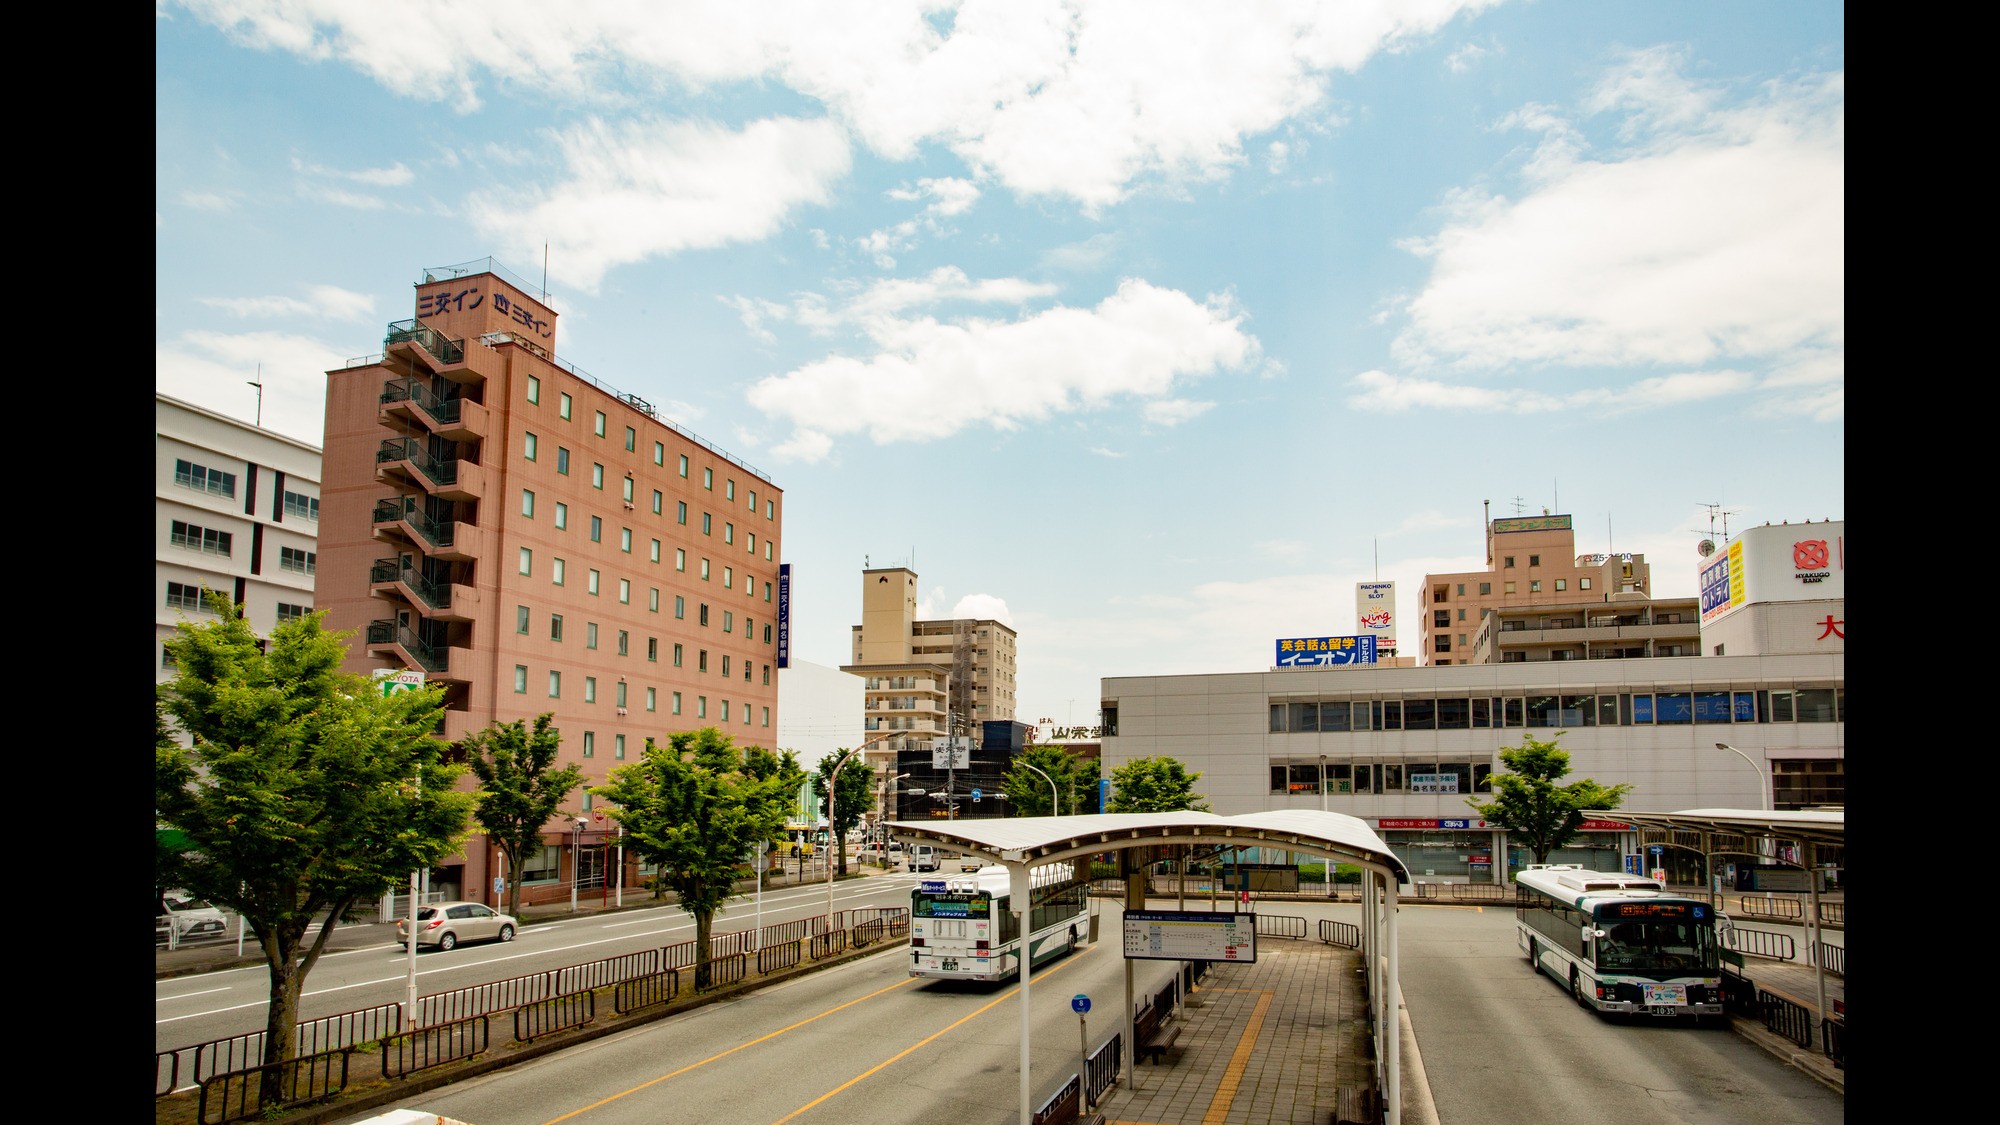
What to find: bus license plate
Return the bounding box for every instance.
[1642,984,1686,1007]
[941,959,958,971]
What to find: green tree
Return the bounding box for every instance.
[464,713,584,921]
[1465,732,1634,868]
[155,598,474,1088]
[1106,756,1211,813]
[591,727,793,987]
[813,752,877,876]
[1003,744,1101,816]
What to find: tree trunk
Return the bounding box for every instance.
[693,910,712,991]
[259,932,303,1108]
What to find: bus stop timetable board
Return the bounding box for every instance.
[1122,910,1257,963]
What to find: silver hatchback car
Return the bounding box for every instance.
[395,901,518,950]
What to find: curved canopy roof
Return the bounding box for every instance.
[1587,807,1844,848]
[885,809,1411,881]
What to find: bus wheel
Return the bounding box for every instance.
[1526,939,1538,972]
[1569,969,1586,1006]
[1069,924,1079,949]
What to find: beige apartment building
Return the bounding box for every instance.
[316,258,784,906]
[156,393,322,684]
[1419,508,1672,665]
[842,566,1017,777]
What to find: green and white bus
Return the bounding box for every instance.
[909,862,1090,982]
[1515,864,1727,1022]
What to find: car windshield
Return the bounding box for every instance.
[165,895,212,911]
[413,907,440,921]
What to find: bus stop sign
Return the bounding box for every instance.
[1072,993,1090,1014]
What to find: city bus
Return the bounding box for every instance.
[1514,864,1727,1022]
[909,861,1091,982]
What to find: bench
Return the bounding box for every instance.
[1134,1002,1181,1064]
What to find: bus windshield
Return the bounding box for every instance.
[1593,919,1720,975]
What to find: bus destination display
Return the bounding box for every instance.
[1600,902,1703,920]
[913,894,991,919]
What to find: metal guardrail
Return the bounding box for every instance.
[383,1014,489,1078]
[1320,919,1362,948]
[1255,913,1307,938]
[197,1047,353,1125]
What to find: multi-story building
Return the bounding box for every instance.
[1419,506,1660,665]
[1468,595,1701,664]
[316,258,784,906]
[1103,515,1844,885]
[842,566,1018,779]
[156,393,321,683]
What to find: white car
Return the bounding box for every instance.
[157,890,229,944]
[907,845,939,873]
[395,901,517,950]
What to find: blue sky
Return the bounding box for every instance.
[156,1,1844,736]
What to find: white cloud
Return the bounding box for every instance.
[468,115,852,291]
[1141,398,1214,426]
[197,284,376,321]
[155,329,351,445]
[1388,51,1843,418]
[1346,367,1758,415]
[745,277,1260,460]
[174,0,1499,210]
[179,190,237,211]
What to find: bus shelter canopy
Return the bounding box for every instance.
[1586,807,1844,848]
[884,809,1411,883]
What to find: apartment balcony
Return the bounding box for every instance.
[384,319,465,370]
[379,376,488,443]
[371,497,473,561]
[369,558,474,622]
[375,437,485,502]
[365,619,450,675]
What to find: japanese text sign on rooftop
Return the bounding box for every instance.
[1274,635,1378,667]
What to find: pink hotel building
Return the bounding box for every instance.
[317,259,785,906]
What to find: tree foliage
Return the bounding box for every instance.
[591,727,793,986]
[464,713,584,920]
[1105,756,1211,813]
[1003,744,1101,816]
[812,751,877,876]
[1464,733,1634,868]
[155,597,473,1080]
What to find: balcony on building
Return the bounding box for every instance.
[371,496,474,561]
[374,435,485,503]
[369,557,476,622]
[379,375,489,444]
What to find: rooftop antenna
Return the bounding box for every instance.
[247,364,263,428]
[1692,502,1741,559]
[1509,495,1526,516]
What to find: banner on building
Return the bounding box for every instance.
[1356,581,1396,653]
[776,563,792,668]
[1274,635,1377,667]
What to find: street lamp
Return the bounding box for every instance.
[569,817,589,914]
[1714,743,1770,810]
[1022,762,1060,816]
[1319,753,1328,813]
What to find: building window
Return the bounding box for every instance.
[170,520,232,556]
[618,629,630,655]
[278,546,315,574]
[1479,582,1491,595]
[1503,556,1515,568]
[766,499,774,519]
[678,501,688,526]
[588,515,602,542]
[548,670,561,698]
[699,649,709,672]
[1579,578,1592,590]
[679,453,689,478]
[514,665,528,693]
[725,522,734,545]
[560,392,572,419]
[1435,635,1452,652]
[551,613,564,641]
[676,548,686,572]
[588,568,600,595]
[650,538,661,563]
[1529,554,1541,567]
[586,622,597,649]
[552,557,565,585]
[702,467,714,489]
[282,490,319,520]
[1455,583,1465,595]
[517,605,530,634]
[585,676,597,703]
[520,548,533,576]
[648,637,658,661]
[557,447,570,474]
[653,490,663,515]
[675,596,685,619]
[764,582,772,602]
[703,513,712,535]
[674,643,684,667]
[1433,610,1449,628]
[701,558,711,580]
[1457,608,1466,621]
[527,375,540,403]
[649,587,659,612]
[698,696,708,718]
[173,459,237,498]
[582,731,594,758]
[723,566,733,589]
[723,610,734,633]
[699,604,710,626]
[594,410,607,437]
[646,687,656,711]
[525,432,537,460]
[275,602,311,623]
[619,578,631,604]
[726,479,735,501]
[615,681,627,708]
[722,655,731,678]
[673,691,682,715]
[721,700,730,722]
[1554,579,1566,591]
[615,734,626,760]
[622,477,635,503]
[1529,580,1541,593]
[592,463,605,489]
[522,489,535,517]
[1504,581,1515,595]
[762,706,770,727]
[654,441,665,466]
[764,624,772,643]
[762,664,770,685]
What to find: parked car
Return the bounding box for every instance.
[907,845,939,873]
[157,889,229,944]
[959,856,983,873]
[395,901,518,950]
